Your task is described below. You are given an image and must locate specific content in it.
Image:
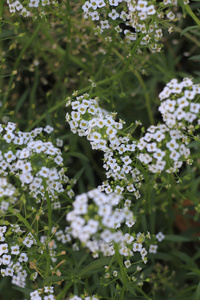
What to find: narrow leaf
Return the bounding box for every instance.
[171,250,198,269]
[188,55,200,61]
[195,282,200,300]
[164,234,191,242]
[79,258,111,276]
[65,152,89,162]
[181,25,200,36]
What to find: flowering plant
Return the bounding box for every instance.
[1,0,200,299]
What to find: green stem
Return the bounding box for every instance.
[45,190,52,238]
[28,66,39,121]
[0,1,3,34]
[134,70,155,125]
[185,4,200,26]
[8,207,43,249]
[114,244,128,300]
[44,188,52,278]
[66,0,71,40]
[56,282,73,300]
[134,285,151,300]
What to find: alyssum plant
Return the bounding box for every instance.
[1,0,200,299]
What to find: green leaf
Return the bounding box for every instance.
[56,282,73,300]
[181,25,200,36]
[79,258,111,276]
[126,283,137,296]
[195,282,200,300]
[154,252,175,261]
[13,286,32,295]
[65,152,89,162]
[44,275,68,284]
[164,234,191,242]
[74,167,84,181]
[188,269,200,277]
[188,55,200,61]
[15,89,29,113]
[171,250,198,269]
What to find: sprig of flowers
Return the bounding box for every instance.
[66,189,165,291]
[67,189,162,265]
[0,122,74,208]
[30,286,55,300]
[158,77,200,131]
[66,94,142,196]
[0,177,18,213]
[137,124,190,173]
[82,0,190,52]
[0,223,73,293]
[0,225,37,288]
[6,0,58,17]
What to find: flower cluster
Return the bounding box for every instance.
[137,124,190,173]
[30,286,55,300]
[67,189,161,265]
[66,94,129,152]
[6,0,58,17]
[0,223,72,292]
[0,225,37,288]
[0,122,74,208]
[159,77,200,131]
[51,226,72,245]
[66,94,142,196]
[0,177,18,213]
[137,78,200,173]
[82,0,189,52]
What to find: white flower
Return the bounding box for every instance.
[38,167,49,178]
[54,155,63,165]
[11,245,20,255]
[170,150,180,161]
[19,252,28,262]
[166,139,179,151]
[156,232,165,242]
[133,243,143,252]
[98,204,112,216]
[19,172,34,184]
[1,254,11,265]
[108,9,119,20]
[69,296,82,300]
[153,149,165,161]
[82,1,92,13]
[44,296,55,300]
[124,260,131,268]
[29,0,39,7]
[3,131,15,143]
[23,237,34,248]
[44,125,54,133]
[4,151,16,163]
[149,245,158,254]
[167,11,175,20]
[146,142,157,152]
